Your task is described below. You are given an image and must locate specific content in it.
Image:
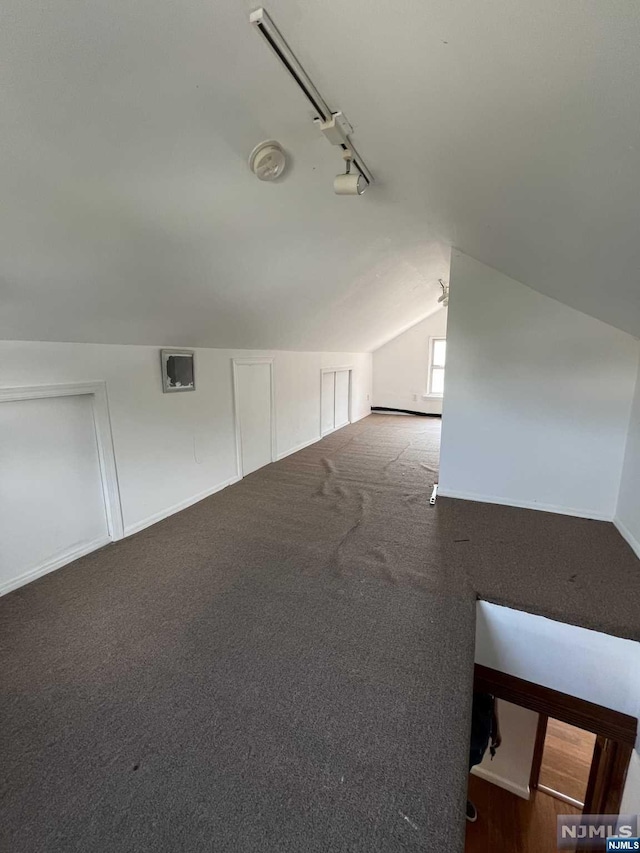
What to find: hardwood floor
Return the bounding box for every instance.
[539,718,596,804]
[465,774,581,853]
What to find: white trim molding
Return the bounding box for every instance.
[319,424,340,438]
[320,365,355,373]
[320,366,353,437]
[277,410,370,461]
[427,335,446,398]
[231,358,277,478]
[437,487,613,522]
[0,382,125,540]
[277,436,321,461]
[614,517,640,560]
[0,536,112,597]
[470,765,530,801]
[124,475,242,537]
[0,381,124,596]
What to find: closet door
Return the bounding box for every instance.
[334,370,350,429]
[321,371,335,435]
[235,362,273,476]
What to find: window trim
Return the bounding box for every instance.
[426,336,446,398]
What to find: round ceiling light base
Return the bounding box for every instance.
[248,140,287,182]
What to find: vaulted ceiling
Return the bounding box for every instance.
[2,0,639,350]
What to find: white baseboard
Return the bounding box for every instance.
[3,414,375,598]
[277,413,370,460]
[124,475,242,537]
[470,765,530,800]
[277,435,322,461]
[321,426,340,438]
[614,516,640,560]
[437,487,613,522]
[369,409,414,417]
[127,416,372,536]
[322,417,365,439]
[0,535,112,597]
[128,416,371,536]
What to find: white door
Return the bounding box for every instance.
[0,394,110,592]
[235,363,273,476]
[334,370,350,429]
[321,371,336,435]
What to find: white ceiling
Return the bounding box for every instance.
[2,0,639,350]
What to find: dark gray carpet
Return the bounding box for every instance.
[439,494,640,641]
[1,416,474,853]
[1,414,639,852]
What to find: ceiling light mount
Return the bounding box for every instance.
[314,112,353,147]
[248,140,287,181]
[250,7,373,192]
[438,279,449,306]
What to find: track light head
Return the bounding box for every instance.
[334,173,368,195]
[334,149,368,195]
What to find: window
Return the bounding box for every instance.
[428,338,446,396]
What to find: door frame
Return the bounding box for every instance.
[0,382,124,594]
[232,358,276,478]
[320,366,353,437]
[474,663,636,816]
[529,712,549,792]
[529,712,588,809]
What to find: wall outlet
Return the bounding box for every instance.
[366,394,370,401]
[413,393,418,402]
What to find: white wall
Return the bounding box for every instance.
[471,699,539,800]
[476,601,640,809]
[372,310,448,415]
[476,602,640,726]
[440,252,640,520]
[0,394,111,591]
[0,340,371,591]
[621,750,640,813]
[616,361,640,557]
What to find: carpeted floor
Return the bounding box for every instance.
[1,414,639,852]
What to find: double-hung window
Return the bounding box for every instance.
[428,338,446,396]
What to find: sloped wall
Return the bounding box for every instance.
[372,310,448,415]
[616,361,640,557]
[440,252,639,520]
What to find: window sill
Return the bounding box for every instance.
[422,393,443,400]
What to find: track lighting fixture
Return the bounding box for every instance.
[250,8,373,195]
[334,150,368,195]
[438,279,449,306]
